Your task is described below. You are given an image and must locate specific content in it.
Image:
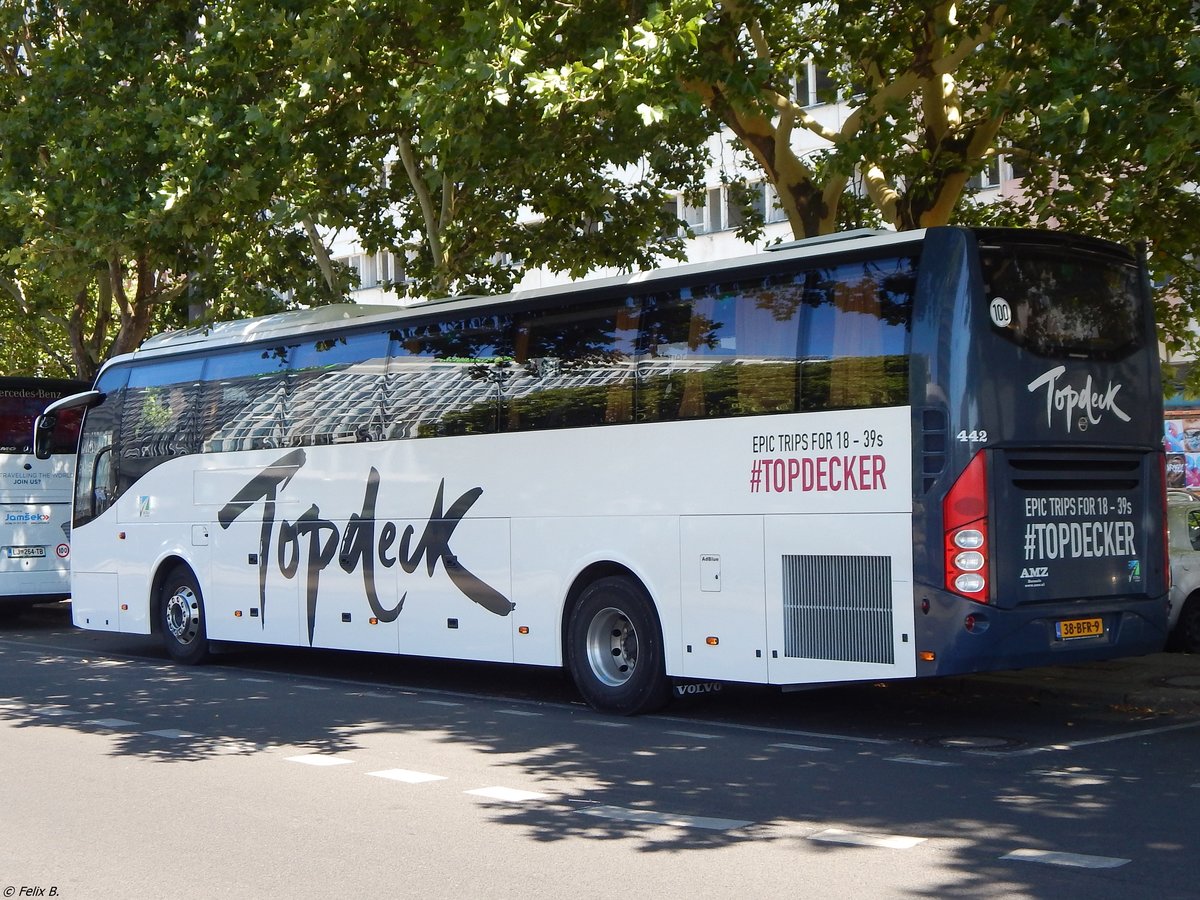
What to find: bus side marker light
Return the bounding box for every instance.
[118,532,126,540]
[369,617,379,625]
[919,651,936,662]
[706,636,719,646]
[518,626,530,635]
[120,603,128,611]
[234,610,242,618]
[964,614,989,633]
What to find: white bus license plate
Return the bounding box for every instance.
[6,546,45,559]
[1056,617,1103,640]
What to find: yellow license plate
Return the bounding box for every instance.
[1056,617,1104,640]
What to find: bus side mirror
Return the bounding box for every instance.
[32,388,103,460]
[33,414,56,460]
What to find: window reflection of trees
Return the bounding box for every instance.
[112,254,917,470]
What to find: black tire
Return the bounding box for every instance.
[1169,596,1200,654]
[158,564,210,665]
[566,575,670,715]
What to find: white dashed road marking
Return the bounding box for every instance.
[580,805,753,832]
[970,719,1200,757]
[809,828,926,850]
[1030,769,1110,787]
[368,768,447,784]
[284,753,354,766]
[885,756,961,767]
[32,707,78,716]
[466,786,549,802]
[1002,849,1131,869]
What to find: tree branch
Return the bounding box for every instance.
[302,215,340,295]
[395,129,443,270]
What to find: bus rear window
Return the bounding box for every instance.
[979,246,1142,358]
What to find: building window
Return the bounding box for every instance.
[1007,154,1029,180]
[766,185,789,223]
[970,158,1002,190]
[726,182,769,230]
[795,59,836,108]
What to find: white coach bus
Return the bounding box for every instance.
[0,376,86,613]
[36,227,1169,712]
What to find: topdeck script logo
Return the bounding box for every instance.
[1027,366,1130,433]
[217,449,513,646]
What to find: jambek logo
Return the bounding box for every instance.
[5,512,51,523]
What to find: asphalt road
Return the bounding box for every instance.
[3,602,1199,899]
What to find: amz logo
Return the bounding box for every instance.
[1021,567,1049,578]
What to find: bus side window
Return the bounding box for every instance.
[72,371,127,528]
[636,285,800,422]
[285,330,390,446]
[509,302,636,432]
[799,258,913,411]
[199,346,293,453]
[92,447,116,516]
[386,315,514,438]
[634,294,698,423]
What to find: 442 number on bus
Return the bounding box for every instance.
[956,430,989,444]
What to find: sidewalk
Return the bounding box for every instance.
[971,651,1200,717]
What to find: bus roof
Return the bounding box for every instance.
[122,227,931,370]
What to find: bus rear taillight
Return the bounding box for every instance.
[944,451,990,603]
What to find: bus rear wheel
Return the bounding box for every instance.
[159,565,209,665]
[566,576,670,716]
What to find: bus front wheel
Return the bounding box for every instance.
[566,576,670,716]
[159,565,210,665]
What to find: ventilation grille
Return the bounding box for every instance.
[782,555,894,664]
[1004,450,1141,492]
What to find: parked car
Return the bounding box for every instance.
[1167,500,1200,652]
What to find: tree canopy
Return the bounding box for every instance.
[0,1,349,379]
[0,0,1196,380]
